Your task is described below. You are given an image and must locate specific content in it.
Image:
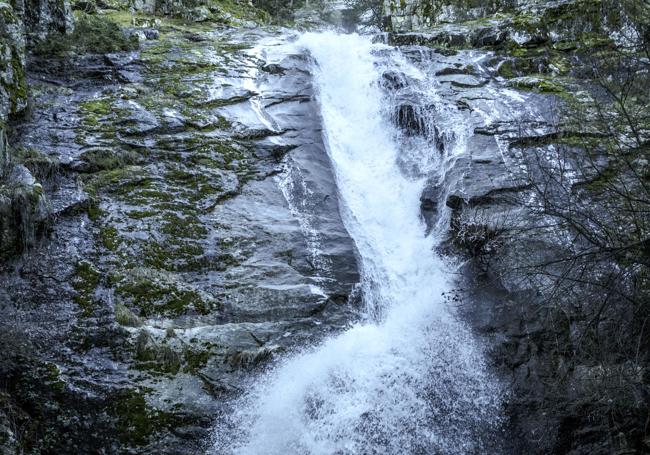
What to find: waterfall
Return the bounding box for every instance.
[211,32,503,455]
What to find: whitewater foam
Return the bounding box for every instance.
[211,32,502,455]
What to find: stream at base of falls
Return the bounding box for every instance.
[210,31,504,455]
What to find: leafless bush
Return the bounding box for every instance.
[452,206,514,272]
[507,5,650,450]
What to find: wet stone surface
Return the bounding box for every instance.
[0,23,359,453]
[0,4,622,451]
[391,34,629,453]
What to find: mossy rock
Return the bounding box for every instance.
[33,13,139,57]
[132,328,217,376]
[508,75,575,100]
[134,330,183,374]
[72,260,101,316]
[115,268,218,317]
[115,302,142,327]
[13,148,60,182]
[110,388,183,447]
[82,165,150,197]
[79,148,142,172]
[0,180,50,261]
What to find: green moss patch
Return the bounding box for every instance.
[115,268,217,317]
[80,148,142,172]
[72,260,101,316]
[508,75,575,100]
[14,147,60,182]
[82,165,150,197]
[115,302,143,327]
[111,388,183,447]
[132,329,218,376]
[33,14,139,57]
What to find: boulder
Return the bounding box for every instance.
[0,1,27,122]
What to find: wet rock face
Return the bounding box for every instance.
[384,0,517,32]
[0,167,49,260]
[424,59,608,450]
[0,1,643,453]
[383,0,609,34]
[128,0,268,24]
[0,1,27,123]
[22,0,74,42]
[0,0,73,266]
[394,104,427,135]
[0,0,73,122]
[0,22,360,453]
[390,2,650,452]
[419,179,440,231]
[385,0,617,54]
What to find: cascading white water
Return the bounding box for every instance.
[212,32,502,454]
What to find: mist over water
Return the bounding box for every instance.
[211,32,503,455]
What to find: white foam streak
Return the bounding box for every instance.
[212,32,502,455]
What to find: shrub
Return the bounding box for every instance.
[33,14,138,57]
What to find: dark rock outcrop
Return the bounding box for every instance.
[0,18,361,452]
[1,0,647,453]
[0,0,72,262]
[386,1,650,453]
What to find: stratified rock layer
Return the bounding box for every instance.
[384,0,649,453]
[1,15,360,452]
